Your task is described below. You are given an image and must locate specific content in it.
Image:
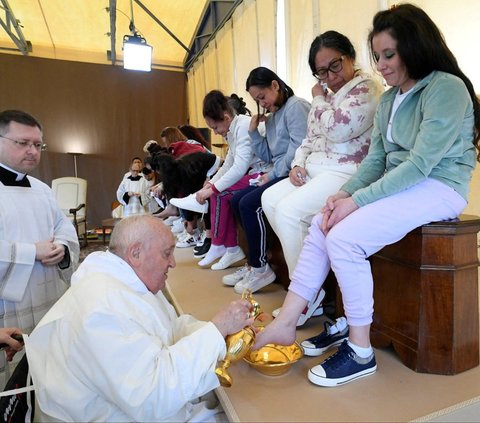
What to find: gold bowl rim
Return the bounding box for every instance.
[243,341,304,371]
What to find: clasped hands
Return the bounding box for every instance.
[320,191,358,234]
[35,238,65,265]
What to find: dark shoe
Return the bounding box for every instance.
[301,317,349,357]
[308,340,376,387]
[193,237,211,258]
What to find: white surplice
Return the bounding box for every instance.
[26,251,227,422]
[0,176,79,388]
[116,175,150,216]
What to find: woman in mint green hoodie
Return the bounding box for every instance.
[253,3,480,388]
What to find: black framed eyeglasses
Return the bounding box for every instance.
[0,135,47,152]
[313,56,345,81]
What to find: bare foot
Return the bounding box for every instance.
[252,318,296,350]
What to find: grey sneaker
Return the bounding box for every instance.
[222,265,250,286]
[234,265,276,294]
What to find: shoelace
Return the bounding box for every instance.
[234,265,250,276]
[321,341,353,370]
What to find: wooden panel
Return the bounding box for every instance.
[0,53,187,228]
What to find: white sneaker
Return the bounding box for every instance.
[211,249,246,270]
[176,230,202,248]
[171,219,185,234]
[163,215,181,226]
[222,265,250,286]
[176,229,189,241]
[272,288,325,326]
[170,194,208,214]
[234,265,276,294]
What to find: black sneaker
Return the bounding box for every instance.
[193,237,211,258]
[308,340,376,387]
[301,317,349,356]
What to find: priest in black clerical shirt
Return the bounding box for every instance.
[0,109,79,389]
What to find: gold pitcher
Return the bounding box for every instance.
[215,290,262,387]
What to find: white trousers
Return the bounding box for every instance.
[289,178,467,326]
[261,162,358,276]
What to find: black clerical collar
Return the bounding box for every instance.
[128,175,142,181]
[0,165,31,187]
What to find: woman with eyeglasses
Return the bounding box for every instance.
[254,4,480,388]
[261,30,383,323]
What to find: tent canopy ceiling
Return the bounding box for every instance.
[0,0,210,71]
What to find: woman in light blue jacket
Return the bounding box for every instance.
[254,3,480,388]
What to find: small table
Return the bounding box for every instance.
[101,218,121,244]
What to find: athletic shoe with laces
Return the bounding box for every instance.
[176,229,189,241]
[272,288,325,327]
[307,340,376,387]
[222,265,250,286]
[176,230,202,248]
[195,230,206,247]
[234,265,276,294]
[171,219,185,235]
[163,215,181,226]
[169,194,208,214]
[211,249,246,270]
[301,317,349,356]
[193,237,211,258]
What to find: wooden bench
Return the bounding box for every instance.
[250,214,480,375]
[369,214,480,375]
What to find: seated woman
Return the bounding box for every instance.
[253,3,480,388]
[171,90,270,270]
[225,67,310,294]
[261,31,383,323]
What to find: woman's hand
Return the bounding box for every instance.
[249,114,267,132]
[289,166,307,186]
[256,173,270,186]
[196,187,213,204]
[312,82,328,98]
[321,191,357,234]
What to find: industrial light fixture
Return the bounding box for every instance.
[123,0,152,72]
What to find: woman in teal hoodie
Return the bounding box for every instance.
[253,3,480,387]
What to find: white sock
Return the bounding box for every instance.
[226,246,240,254]
[198,244,226,266]
[348,340,373,358]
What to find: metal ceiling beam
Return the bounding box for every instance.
[133,0,191,54]
[184,0,242,72]
[0,0,31,55]
[108,0,117,65]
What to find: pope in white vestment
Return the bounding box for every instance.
[0,171,79,388]
[26,250,228,422]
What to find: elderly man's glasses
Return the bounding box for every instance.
[0,135,47,151]
[314,56,345,80]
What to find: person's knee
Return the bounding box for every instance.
[325,225,361,263]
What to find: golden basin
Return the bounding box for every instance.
[243,342,304,376]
